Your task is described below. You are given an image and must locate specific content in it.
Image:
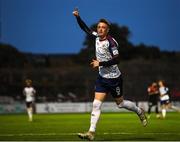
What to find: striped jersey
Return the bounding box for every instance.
[94,32,121,78]
[159,87,170,101]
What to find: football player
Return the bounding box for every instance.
[73,8,147,140]
[23,79,36,122]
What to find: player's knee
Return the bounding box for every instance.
[92,99,102,110]
[118,101,124,108]
[115,97,124,106]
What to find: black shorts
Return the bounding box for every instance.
[95,75,123,98]
[160,100,170,105]
[26,102,33,108]
[148,94,159,105]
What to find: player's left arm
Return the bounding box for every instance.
[99,55,119,67]
[32,88,36,96]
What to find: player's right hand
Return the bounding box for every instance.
[90,59,99,68]
[73,8,79,17]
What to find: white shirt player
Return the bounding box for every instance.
[159,86,169,101]
[23,87,36,102]
[76,17,121,79]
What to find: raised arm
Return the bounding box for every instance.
[73,8,97,37]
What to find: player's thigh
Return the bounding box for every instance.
[26,102,33,108]
[109,76,123,98]
[161,104,166,109]
[94,92,107,102]
[166,103,171,109]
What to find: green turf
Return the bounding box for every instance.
[0,112,180,141]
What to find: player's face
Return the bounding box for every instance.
[26,82,31,87]
[97,22,109,39]
[158,81,163,87]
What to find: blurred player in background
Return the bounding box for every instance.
[23,79,36,122]
[158,80,180,119]
[147,82,160,118]
[73,8,147,141]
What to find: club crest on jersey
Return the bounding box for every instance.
[113,49,118,55]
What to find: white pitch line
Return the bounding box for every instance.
[0,133,76,137]
[103,132,180,135]
[0,132,180,137]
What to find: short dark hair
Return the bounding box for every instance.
[25,79,32,85]
[98,19,111,27]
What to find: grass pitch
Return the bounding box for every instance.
[0,112,180,141]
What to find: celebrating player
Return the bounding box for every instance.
[23,79,36,122]
[73,8,147,140]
